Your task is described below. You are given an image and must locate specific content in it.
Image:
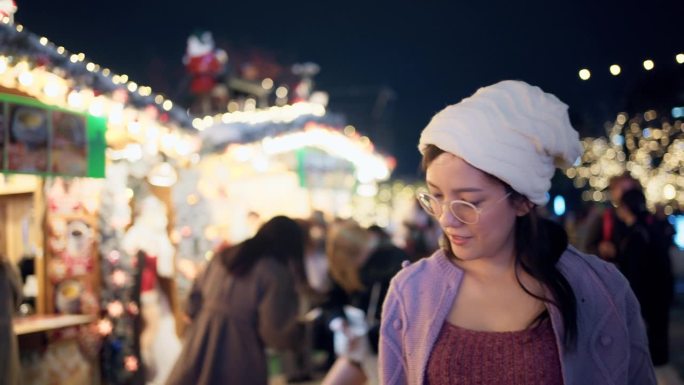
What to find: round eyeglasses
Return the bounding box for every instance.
[416,191,512,224]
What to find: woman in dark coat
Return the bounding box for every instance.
[166,216,309,385]
[616,189,675,368]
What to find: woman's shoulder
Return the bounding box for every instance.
[558,246,631,297]
[390,249,462,292]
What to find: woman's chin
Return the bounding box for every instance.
[450,243,479,261]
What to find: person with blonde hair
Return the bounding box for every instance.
[379,80,655,384]
[322,220,406,385]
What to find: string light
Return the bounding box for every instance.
[609,64,621,76]
[643,59,655,70]
[578,68,591,80]
[257,123,392,183]
[209,101,326,126]
[569,111,684,209]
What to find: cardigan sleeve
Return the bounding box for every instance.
[624,286,657,385]
[379,281,407,385]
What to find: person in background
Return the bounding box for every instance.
[166,216,309,385]
[321,220,406,385]
[0,253,22,385]
[581,172,641,263]
[402,201,441,262]
[615,189,682,385]
[379,80,655,384]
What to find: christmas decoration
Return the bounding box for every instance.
[0,0,16,24]
[291,62,320,103]
[98,162,145,385]
[183,30,227,115]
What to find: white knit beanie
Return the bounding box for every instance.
[418,80,582,205]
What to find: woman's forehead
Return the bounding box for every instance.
[426,153,497,190]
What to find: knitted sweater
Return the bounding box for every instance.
[425,317,562,384]
[379,247,656,385]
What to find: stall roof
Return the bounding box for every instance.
[0,21,194,131]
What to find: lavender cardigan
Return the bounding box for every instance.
[379,246,656,385]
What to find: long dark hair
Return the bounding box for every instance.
[220,215,308,283]
[422,144,577,349]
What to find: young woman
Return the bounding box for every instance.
[166,215,309,385]
[379,80,655,385]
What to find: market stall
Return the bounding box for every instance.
[0,15,199,385]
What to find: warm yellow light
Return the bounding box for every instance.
[664,184,677,200]
[18,71,33,86]
[186,194,199,205]
[44,80,60,97]
[86,62,95,72]
[643,59,654,70]
[69,54,79,63]
[89,97,105,116]
[578,68,591,80]
[344,125,356,136]
[162,100,173,111]
[57,46,65,55]
[39,37,48,46]
[67,91,83,108]
[127,82,138,92]
[15,24,23,32]
[609,64,621,76]
[102,68,110,76]
[244,98,257,111]
[154,95,164,104]
[77,53,85,62]
[275,86,288,98]
[192,118,203,130]
[676,53,684,64]
[108,104,124,125]
[261,78,274,90]
[120,74,129,83]
[0,57,6,73]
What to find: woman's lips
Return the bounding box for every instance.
[449,234,471,246]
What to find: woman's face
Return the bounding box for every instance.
[425,153,525,263]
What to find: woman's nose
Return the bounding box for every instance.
[438,207,465,228]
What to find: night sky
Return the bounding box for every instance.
[15,0,684,177]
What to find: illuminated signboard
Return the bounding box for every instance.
[0,93,105,178]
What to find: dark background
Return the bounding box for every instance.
[15,0,684,177]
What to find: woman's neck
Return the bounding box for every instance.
[450,244,519,283]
